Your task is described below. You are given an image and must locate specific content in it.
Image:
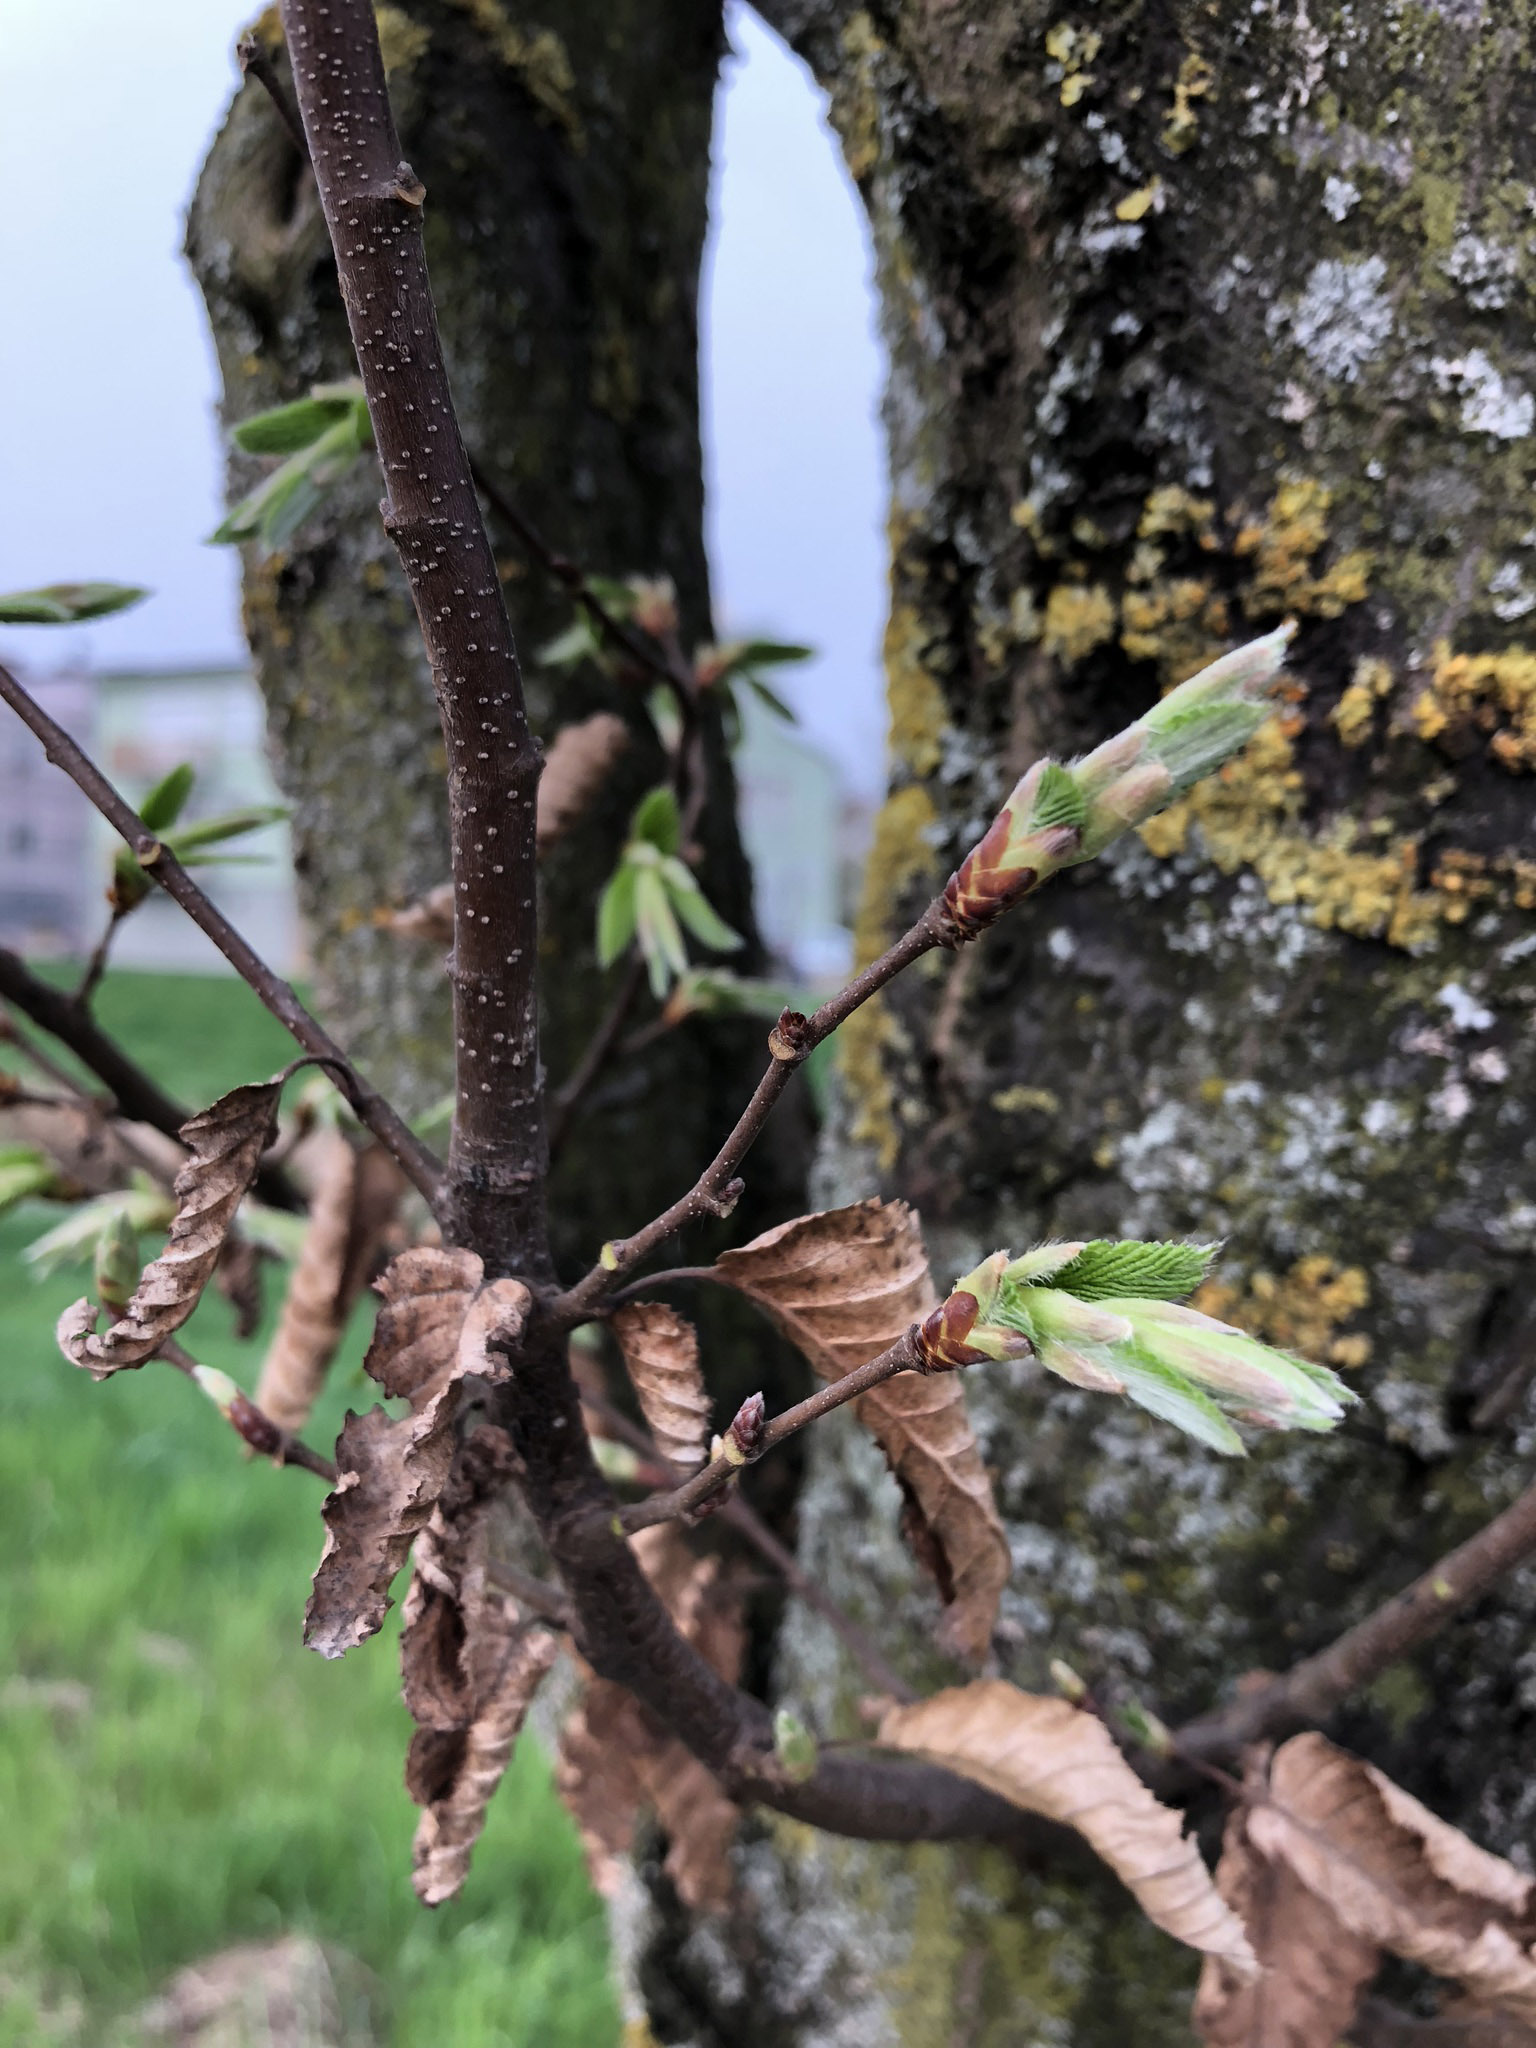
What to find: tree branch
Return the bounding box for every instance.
[556,903,952,1321]
[279,0,546,1271]
[621,1328,925,1531]
[0,664,442,1215]
[546,955,647,1161]
[1177,1467,1536,1763]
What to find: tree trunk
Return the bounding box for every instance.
[186,0,807,1287]
[622,4,1536,2040]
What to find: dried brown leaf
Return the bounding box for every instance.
[879,1681,1258,1973]
[254,1128,356,1434]
[1195,1771,1379,2046]
[410,1624,559,1907]
[536,711,629,852]
[611,1301,711,1472]
[380,880,454,943]
[715,1199,1009,1660]
[58,1080,282,1380]
[555,1528,743,1909]
[1251,1735,1536,2026]
[304,1249,529,1659]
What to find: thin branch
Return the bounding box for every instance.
[546,956,648,1160]
[159,1337,338,1481]
[73,909,126,1011]
[607,1264,721,1306]
[235,31,310,155]
[1177,1467,1536,1763]
[556,904,951,1322]
[0,664,442,1215]
[720,1498,915,1704]
[1,948,193,1141]
[620,1328,924,1531]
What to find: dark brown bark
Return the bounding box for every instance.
[276,0,545,1270]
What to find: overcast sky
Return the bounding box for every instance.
[0,1,888,795]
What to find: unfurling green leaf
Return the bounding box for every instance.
[630,785,681,856]
[211,398,372,551]
[93,1211,141,1316]
[537,617,603,670]
[0,1146,65,1216]
[137,762,196,833]
[663,969,804,1023]
[23,1179,176,1275]
[164,804,287,857]
[0,582,149,625]
[1027,761,1088,832]
[1046,1238,1219,1303]
[922,1233,1357,1455]
[231,385,368,456]
[634,864,688,997]
[659,857,743,955]
[596,863,639,968]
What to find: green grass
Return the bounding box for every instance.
[0,974,618,2046]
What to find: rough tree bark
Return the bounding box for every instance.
[619,5,1536,2042]
[186,0,806,1292]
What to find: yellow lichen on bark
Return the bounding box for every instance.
[1332,657,1394,748]
[445,0,582,143]
[1042,581,1117,665]
[841,784,939,1170]
[1413,640,1536,771]
[1138,717,1444,950]
[1234,480,1372,620]
[884,605,949,776]
[1192,1257,1371,1368]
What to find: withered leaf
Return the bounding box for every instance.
[879,1681,1258,1973]
[304,1248,529,1659]
[611,1301,711,1472]
[254,1128,357,1434]
[411,1624,559,1906]
[57,1079,282,1380]
[715,1199,1009,1661]
[536,711,629,852]
[1195,1766,1379,2047]
[1251,1734,1536,2026]
[555,1527,743,1910]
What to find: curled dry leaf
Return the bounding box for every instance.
[611,1300,711,1472]
[1247,1734,1536,2027]
[536,710,629,852]
[556,1525,744,1910]
[304,1247,529,1659]
[57,1079,282,1380]
[381,880,454,944]
[879,1681,1258,1974]
[253,1128,356,1433]
[714,1198,1009,1661]
[1195,1758,1379,2047]
[409,1624,558,1907]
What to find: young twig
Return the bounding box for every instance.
[159,1337,339,1481]
[0,662,442,1215]
[546,956,648,1160]
[1,948,194,1143]
[1177,1468,1536,1763]
[722,1498,916,1704]
[620,1328,925,1532]
[556,905,951,1321]
[235,30,310,156]
[73,909,127,1011]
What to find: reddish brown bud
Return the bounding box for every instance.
[768,1008,811,1062]
[913,1293,993,1371]
[229,1390,284,1460]
[725,1392,766,1463]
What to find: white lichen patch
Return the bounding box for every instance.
[1270,255,1393,383]
[1443,233,1519,310]
[1432,349,1535,440]
[1322,174,1360,220]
